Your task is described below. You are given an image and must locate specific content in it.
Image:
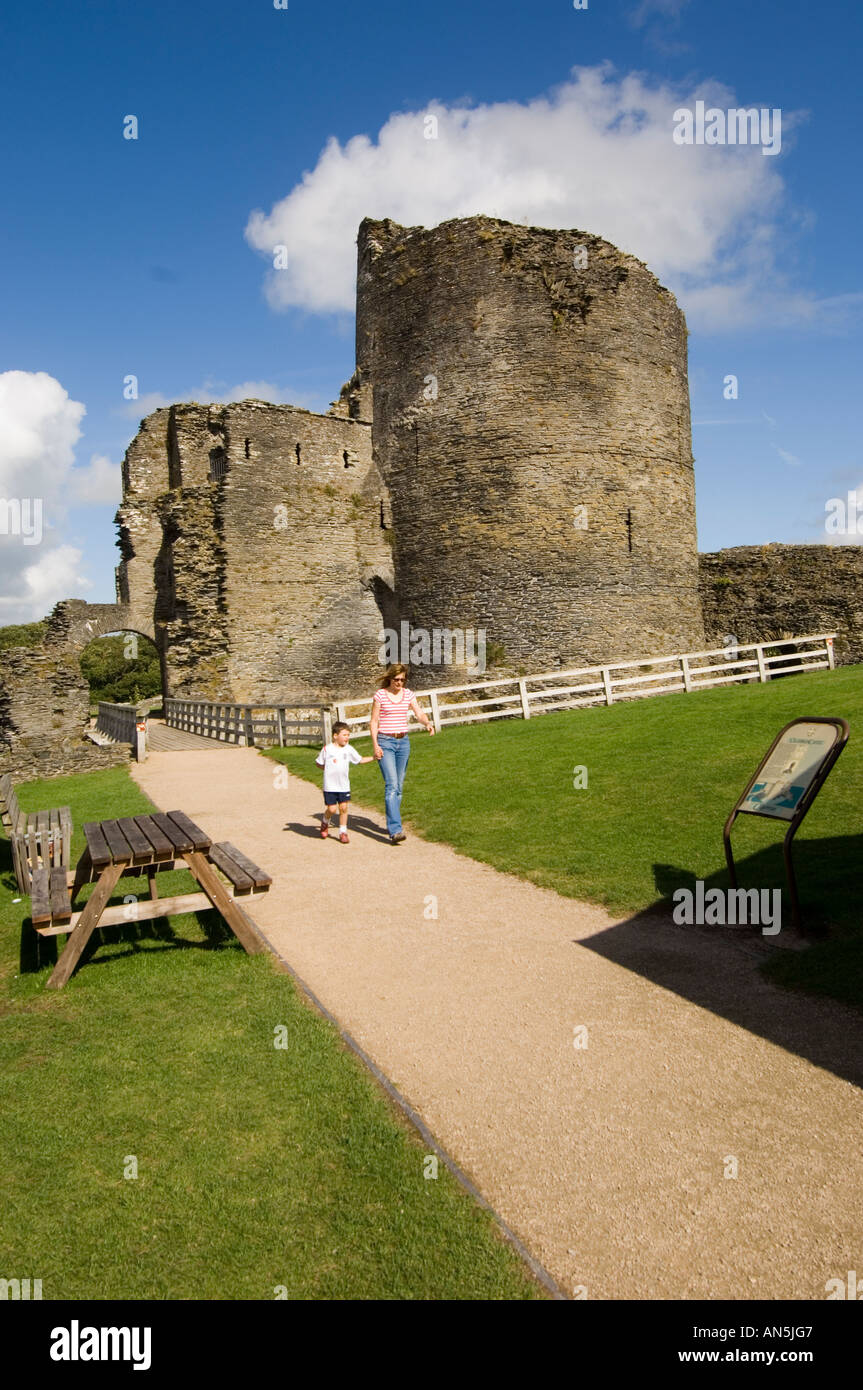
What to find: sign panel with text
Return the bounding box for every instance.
[724,716,849,931]
[739,721,843,821]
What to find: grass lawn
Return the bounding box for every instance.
[271,666,863,1012]
[0,768,542,1300]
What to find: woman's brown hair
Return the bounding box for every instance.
[378,663,408,689]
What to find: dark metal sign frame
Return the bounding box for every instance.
[723,716,850,932]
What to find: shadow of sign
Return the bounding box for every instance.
[576,833,863,1092]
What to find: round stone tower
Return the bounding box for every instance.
[356,215,704,677]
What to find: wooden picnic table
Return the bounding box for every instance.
[28,811,271,989]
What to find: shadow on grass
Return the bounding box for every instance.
[579,834,863,1090]
[652,834,861,940]
[19,906,241,979]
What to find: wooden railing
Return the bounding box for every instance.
[96,702,141,744]
[164,699,332,747]
[335,634,838,736]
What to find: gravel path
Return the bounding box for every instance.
[133,747,863,1300]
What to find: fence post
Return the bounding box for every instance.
[756,644,768,683]
[680,655,692,693]
[826,636,836,670]
[518,679,531,720]
[323,709,333,744]
[429,691,442,732]
[243,706,254,746]
[601,668,614,705]
[336,703,346,723]
[276,708,285,747]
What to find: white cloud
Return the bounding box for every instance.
[209,379,309,405]
[0,371,101,624]
[118,379,318,419]
[630,0,690,25]
[120,390,173,418]
[72,453,122,504]
[244,64,822,333]
[774,446,801,468]
[0,371,84,481]
[0,545,91,617]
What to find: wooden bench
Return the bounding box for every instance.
[207,842,273,894]
[24,812,272,987]
[0,773,73,894]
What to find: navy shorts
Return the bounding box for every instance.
[323,789,351,805]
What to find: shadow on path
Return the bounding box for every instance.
[579,835,863,1090]
[283,814,391,844]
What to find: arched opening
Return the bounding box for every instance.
[78,630,164,720]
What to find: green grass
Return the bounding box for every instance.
[271,667,863,1011]
[0,768,542,1300]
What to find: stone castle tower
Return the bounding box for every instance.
[115,215,704,700]
[116,400,395,701]
[356,215,704,675]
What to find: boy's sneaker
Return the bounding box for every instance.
[339,831,349,844]
[390,831,407,844]
[320,819,330,838]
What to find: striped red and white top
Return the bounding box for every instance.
[373,686,415,734]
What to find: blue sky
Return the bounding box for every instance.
[1,0,861,620]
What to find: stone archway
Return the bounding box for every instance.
[44,600,156,651]
[0,600,160,781]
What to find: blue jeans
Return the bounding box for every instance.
[377,734,410,835]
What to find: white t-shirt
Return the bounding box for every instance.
[315,742,363,793]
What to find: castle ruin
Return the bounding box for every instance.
[115,215,705,700]
[4,211,861,781]
[116,399,393,701]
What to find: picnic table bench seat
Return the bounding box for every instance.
[29,867,72,930]
[0,772,72,894]
[207,842,273,894]
[24,811,272,987]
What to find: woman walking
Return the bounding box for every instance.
[370,663,435,844]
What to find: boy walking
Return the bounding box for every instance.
[315,722,373,843]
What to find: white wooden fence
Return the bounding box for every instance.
[164,699,332,747]
[335,633,837,736]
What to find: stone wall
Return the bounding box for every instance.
[115,407,171,643]
[116,400,396,701]
[700,545,863,666]
[356,215,704,680]
[0,644,128,783]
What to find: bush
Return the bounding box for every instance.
[0,621,48,650]
[79,635,161,704]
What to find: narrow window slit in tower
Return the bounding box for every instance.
[380,501,387,529]
[626,508,633,552]
[244,438,250,459]
[208,447,227,482]
[295,443,301,465]
[343,450,352,468]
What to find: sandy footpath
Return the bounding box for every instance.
[133,745,863,1300]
